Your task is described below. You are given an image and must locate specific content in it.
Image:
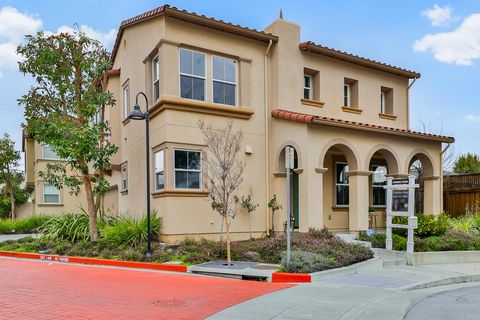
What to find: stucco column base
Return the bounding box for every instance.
[423,176,441,214]
[348,171,370,231]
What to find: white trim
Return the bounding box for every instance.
[304,75,312,100]
[120,163,128,192]
[211,55,238,107]
[154,149,165,191]
[179,48,206,102]
[152,55,160,102]
[43,184,60,204]
[122,85,129,120]
[173,148,202,190]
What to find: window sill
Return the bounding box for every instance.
[37,203,64,207]
[301,98,325,108]
[378,113,397,120]
[152,189,209,198]
[149,97,254,120]
[120,190,128,195]
[122,118,130,126]
[342,106,363,114]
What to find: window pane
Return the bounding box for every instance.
[180,75,192,99]
[373,187,386,206]
[188,172,200,189]
[44,185,59,195]
[336,163,349,184]
[193,52,205,77]
[175,171,188,188]
[188,151,201,170]
[175,150,187,169]
[373,166,387,184]
[304,76,310,88]
[224,59,236,83]
[155,150,164,173]
[336,185,349,206]
[123,87,129,118]
[44,194,59,203]
[213,81,224,104]
[213,56,224,81]
[43,146,58,159]
[156,172,164,190]
[304,88,310,99]
[192,78,205,101]
[153,82,159,101]
[153,57,159,80]
[180,49,192,74]
[225,83,236,106]
[344,85,349,106]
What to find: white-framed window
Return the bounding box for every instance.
[174,149,201,190]
[372,165,387,206]
[380,91,385,114]
[343,83,351,107]
[42,145,59,159]
[304,75,312,99]
[154,149,165,191]
[152,56,160,102]
[123,85,130,119]
[212,55,237,106]
[335,162,349,206]
[121,163,128,192]
[179,48,206,101]
[43,184,60,204]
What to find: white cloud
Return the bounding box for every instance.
[422,5,455,27]
[0,6,42,76]
[466,115,480,121]
[413,13,480,65]
[54,25,117,50]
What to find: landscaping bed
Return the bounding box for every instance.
[0,220,373,273]
[359,213,480,252]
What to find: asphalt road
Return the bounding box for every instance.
[404,285,480,320]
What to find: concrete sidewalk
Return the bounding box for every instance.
[209,258,480,320]
[0,233,41,243]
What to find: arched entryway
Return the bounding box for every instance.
[407,150,436,214]
[319,141,360,231]
[278,146,300,229]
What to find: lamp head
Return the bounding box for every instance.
[129,104,145,120]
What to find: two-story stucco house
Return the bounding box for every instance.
[21,5,454,241]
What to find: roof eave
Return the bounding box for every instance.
[299,42,421,79]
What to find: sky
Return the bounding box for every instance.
[0,0,479,168]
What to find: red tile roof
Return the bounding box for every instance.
[271,109,454,143]
[111,5,278,61]
[299,41,421,79]
[105,68,120,77]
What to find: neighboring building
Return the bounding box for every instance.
[22,5,455,241]
[18,131,87,218]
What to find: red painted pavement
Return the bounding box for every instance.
[0,258,293,320]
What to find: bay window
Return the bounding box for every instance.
[212,55,237,106]
[174,149,201,189]
[179,49,205,101]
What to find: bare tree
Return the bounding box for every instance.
[199,120,245,265]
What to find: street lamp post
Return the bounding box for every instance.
[129,92,152,260]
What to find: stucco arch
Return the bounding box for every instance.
[405,149,436,177]
[275,141,302,172]
[319,138,359,171]
[365,144,401,174]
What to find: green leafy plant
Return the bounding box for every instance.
[101,212,163,248]
[268,194,283,234]
[238,194,259,239]
[0,215,52,234]
[39,213,90,242]
[393,213,450,237]
[453,153,480,174]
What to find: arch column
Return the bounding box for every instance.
[348,170,371,231]
[304,167,327,230]
[423,175,441,214]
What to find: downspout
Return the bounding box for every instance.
[406,77,417,130]
[264,39,273,235]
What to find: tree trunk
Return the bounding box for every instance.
[224,214,231,265]
[248,212,252,239]
[83,176,98,242]
[8,181,14,220]
[219,215,224,242]
[271,211,275,234]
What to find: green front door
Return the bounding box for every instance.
[293,172,299,229]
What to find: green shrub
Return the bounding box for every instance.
[0,215,51,234]
[118,248,144,261]
[393,213,450,237]
[450,215,479,235]
[280,250,337,273]
[39,213,90,242]
[357,232,407,251]
[425,230,477,251]
[101,213,163,248]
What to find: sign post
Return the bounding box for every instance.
[385,176,418,253]
[285,146,294,264]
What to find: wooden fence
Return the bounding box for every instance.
[443,173,480,216]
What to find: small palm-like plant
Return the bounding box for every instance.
[238,195,259,239]
[268,194,283,234]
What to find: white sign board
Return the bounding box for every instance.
[384,176,419,253]
[285,146,294,169]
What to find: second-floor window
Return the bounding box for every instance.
[121,162,128,192]
[380,87,393,115]
[343,83,351,107]
[304,75,312,99]
[174,149,201,189]
[213,56,237,106]
[154,149,164,191]
[180,48,205,101]
[42,145,59,159]
[380,91,386,114]
[152,56,160,102]
[123,85,129,119]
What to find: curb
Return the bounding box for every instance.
[404,273,480,291]
[272,272,311,283]
[0,250,187,273]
